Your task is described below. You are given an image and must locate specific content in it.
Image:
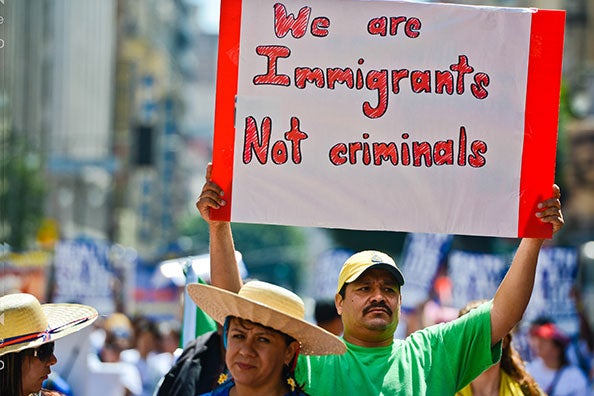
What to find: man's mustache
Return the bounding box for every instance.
[363,302,393,316]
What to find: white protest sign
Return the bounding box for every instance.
[211,0,564,238]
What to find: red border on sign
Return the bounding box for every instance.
[211,0,242,221]
[518,9,565,238]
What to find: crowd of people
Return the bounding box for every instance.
[87,312,181,396]
[0,295,183,396]
[2,162,593,396]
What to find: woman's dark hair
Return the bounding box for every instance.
[459,300,543,396]
[1,350,25,396]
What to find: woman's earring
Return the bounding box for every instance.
[217,372,228,384]
[287,377,296,392]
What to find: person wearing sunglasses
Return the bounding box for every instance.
[0,293,98,396]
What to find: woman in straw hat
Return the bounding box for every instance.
[0,293,98,396]
[187,280,346,396]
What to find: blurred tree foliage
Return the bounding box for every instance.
[327,229,407,260]
[555,81,572,199]
[0,133,46,251]
[180,216,307,289]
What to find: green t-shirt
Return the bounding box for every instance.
[296,300,501,395]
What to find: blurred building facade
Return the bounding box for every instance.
[2,0,218,261]
[111,0,220,260]
[3,0,119,246]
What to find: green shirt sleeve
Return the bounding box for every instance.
[412,299,502,391]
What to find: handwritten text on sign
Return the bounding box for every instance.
[244,4,489,168]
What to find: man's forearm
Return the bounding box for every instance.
[209,222,243,292]
[490,238,544,345]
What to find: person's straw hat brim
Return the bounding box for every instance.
[187,281,346,356]
[0,293,98,356]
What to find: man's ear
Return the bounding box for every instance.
[335,293,343,315]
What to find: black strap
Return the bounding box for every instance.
[546,366,566,396]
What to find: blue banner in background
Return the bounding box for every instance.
[523,246,580,334]
[53,239,137,315]
[447,250,508,309]
[53,239,115,312]
[400,233,453,310]
[311,248,355,300]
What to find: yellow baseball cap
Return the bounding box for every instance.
[337,250,405,293]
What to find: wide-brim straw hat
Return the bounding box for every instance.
[187,281,346,356]
[0,293,98,356]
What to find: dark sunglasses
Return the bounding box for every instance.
[31,342,55,362]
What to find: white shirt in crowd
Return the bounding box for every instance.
[527,358,589,396]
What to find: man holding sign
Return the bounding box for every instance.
[198,0,566,393]
[196,163,564,395]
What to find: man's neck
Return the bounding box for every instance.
[343,332,394,348]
